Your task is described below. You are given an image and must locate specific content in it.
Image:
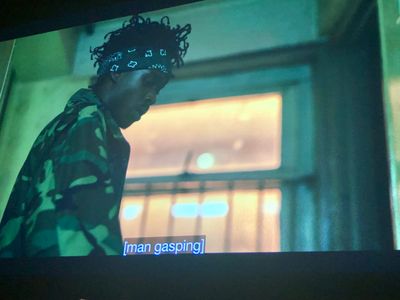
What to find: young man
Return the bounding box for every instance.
[0,15,191,257]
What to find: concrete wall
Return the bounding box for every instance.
[73,0,318,76]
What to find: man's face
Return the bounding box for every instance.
[106,69,170,129]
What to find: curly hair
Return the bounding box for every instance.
[90,15,191,73]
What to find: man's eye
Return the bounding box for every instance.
[144,78,155,87]
[143,73,169,91]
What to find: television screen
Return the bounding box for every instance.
[0,0,396,258]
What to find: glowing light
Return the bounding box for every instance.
[200,202,229,217]
[263,199,280,214]
[172,203,199,218]
[233,139,244,151]
[123,204,143,220]
[197,153,215,169]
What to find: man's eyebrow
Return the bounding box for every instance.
[155,72,171,85]
[147,71,165,80]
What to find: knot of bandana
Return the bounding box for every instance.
[97,47,172,76]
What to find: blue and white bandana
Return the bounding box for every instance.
[97,47,172,76]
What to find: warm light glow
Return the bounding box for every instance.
[233,139,244,151]
[123,92,282,177]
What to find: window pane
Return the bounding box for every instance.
[261,189,281,251]
[198,192,228,252]
[123,93,282,177]
[119,196,145,238]
[230,190,258,252]
[143,194,172,237]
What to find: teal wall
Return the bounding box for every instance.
[0,76,89,217]
[312,7,393,250]
[378,0,400,249]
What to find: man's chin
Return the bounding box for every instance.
[121,114,142,129]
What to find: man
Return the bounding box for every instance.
[0,15,191,257]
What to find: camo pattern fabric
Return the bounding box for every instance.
[0,89,130,257]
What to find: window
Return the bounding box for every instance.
[119,66,314,253]
[124,92,282,177]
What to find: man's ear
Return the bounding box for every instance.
[110,72,122,83]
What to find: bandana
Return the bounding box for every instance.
[97,47,172,76]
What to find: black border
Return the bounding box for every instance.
[0,0,200,41]
[1,1,400,298]
[0,251,400,298]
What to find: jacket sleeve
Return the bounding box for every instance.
[52,106,123,256]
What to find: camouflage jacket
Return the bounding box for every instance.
[0,89,130,257]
